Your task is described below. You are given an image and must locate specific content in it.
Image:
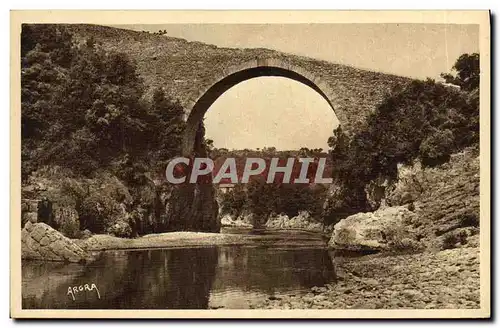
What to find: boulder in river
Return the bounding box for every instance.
[329,206,418,251]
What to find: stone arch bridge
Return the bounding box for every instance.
[158,53,411,155]
[69,24,413,231]
[70,25,411,155]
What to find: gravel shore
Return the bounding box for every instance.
[76,229,326,251]
[250,247,480,309]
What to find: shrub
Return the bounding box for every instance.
[390,237,423,253]
[219,184,247,217]
[53,206,80,238]
[384,224,423,253]
[419,129,455,167]
[78,193,123,234]
[459,211,480,228]
[106,220,132,238]
[441,229,470,249]
[58,216,81,238]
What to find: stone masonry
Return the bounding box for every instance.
[21,221,93,263]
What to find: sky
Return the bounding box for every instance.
[118,24,479,150]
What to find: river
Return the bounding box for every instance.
[22,229,338,309]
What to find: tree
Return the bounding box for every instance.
[149,87,186,171]
[246,176,278,228]
[21,25,187,179]
[440,53,480,91]
[21,24,196,236]
[219,184,247,217]
[419,129,455,167]
[21,25,75,178]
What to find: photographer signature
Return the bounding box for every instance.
[67,283,101,301]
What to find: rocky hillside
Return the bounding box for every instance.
[402,148,480,250]
[330,147,480,252]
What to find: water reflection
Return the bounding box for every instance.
[22,245,335,309]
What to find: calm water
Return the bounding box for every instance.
[22,232,336,309]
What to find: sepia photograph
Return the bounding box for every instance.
[10,10,490,319]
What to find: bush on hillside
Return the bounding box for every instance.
[442,229,469,249]
[56,209,81,238]
[22,24,185,180]
[78,193,118,234]
[384,224,423,253]
[419,129,455,167]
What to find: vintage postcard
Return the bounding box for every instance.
[10,10,490,319]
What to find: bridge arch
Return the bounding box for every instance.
[181,58,346,155]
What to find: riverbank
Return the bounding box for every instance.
[250,247,480,309]
[76,228,327,251]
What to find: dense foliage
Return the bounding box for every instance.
[214,149,330,226]
[21,25,185,236]
[440,53,480,91]
[323,53,480,225]
[219,179,328,227]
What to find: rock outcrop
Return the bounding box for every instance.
[329,148,479,252]
[220,214,253,228]
[22,222,94,263]
[265,212,325,232]
[163,125,220,233]
[21,199,39,226]
[329,206,419,251]
[386,149,480,250]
